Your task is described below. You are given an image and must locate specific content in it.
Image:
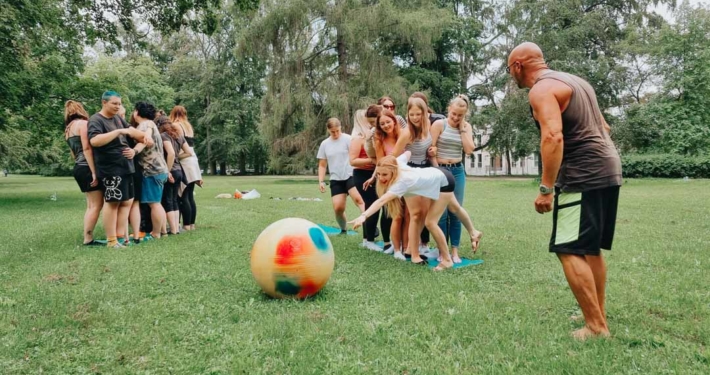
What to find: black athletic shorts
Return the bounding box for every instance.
[73,165,101,193]
[329,177,356,197]
[549,185,621,256]
[438,167,456,193]
[101,174,135,203]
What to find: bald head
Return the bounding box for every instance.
[507,42,549,89]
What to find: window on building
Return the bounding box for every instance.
[477,154,482,168]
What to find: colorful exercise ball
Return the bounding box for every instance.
[250,218,334,299]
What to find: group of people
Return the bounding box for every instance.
[317,93,483,272]
[64,91,203,249]
[321,42,623,340]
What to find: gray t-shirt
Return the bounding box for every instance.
[317,134,353,181]
[136,120,169,177]
[534,71,622,192]
[87,113,135,178]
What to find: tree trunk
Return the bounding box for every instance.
[336,27,351,131]
[205,95,212,174]
[210,160,217,175]
[537,150,542,176]
[219,162,227,176]
[506,148,512,176]
[239,152,247,174]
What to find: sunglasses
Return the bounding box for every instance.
[383,104,395,110]
[505,61,518,74]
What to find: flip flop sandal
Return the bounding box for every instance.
[412,259,429,266]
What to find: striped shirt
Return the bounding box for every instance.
[436,120,463,160]
[405,132,432,165]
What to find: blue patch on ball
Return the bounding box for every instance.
[309,227,330,252]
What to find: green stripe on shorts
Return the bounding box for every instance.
[555,192,582,245]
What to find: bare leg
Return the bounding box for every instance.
[404,197,424,261]
[391,203,403,253]
[331,194,348,230]
[167,210,180,234]
[129,201,141,241]
[149,202,166,238]
[84,191,104,243]
[585,253,607,321]
[116,199,133,242]
[557,254,610,340]
[426,196,453,271]
[445,195,483,252]
[102,202,119,240]
[347,187,365,213]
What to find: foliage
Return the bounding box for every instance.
[621,154,710,179]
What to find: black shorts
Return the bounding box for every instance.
[101,174,135,203]
[329,177,356,197]
[73,165,101,193]
[549,186,620,256]
[437,167,456,193]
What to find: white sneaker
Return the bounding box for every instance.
[422,248,439,259]
[364,241,383,252]
[419,244,430,254]
[393,252,407,261]
[382,244,394,254]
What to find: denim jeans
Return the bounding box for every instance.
[437,164,465,247]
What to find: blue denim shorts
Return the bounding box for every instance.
[141,173,168,203]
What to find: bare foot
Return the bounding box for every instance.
[471,230,483,253]
[433,260,453,272]
[572,326,610,341]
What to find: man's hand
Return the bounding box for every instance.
[318,181,326,193]
[348,214,367,230]
[168,173,175,183]
[535,193,554,214]
[122,148,136,160]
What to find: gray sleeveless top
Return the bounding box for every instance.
[534,71,622,192]
[405,132,432,165]
[66,136,88,166]
[436,119,463,160]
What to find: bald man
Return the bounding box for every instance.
[507,43,622,340]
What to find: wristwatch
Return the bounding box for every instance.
[539,184,554,195]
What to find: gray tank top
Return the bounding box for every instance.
[66,136,88,166]
[405,132,432,165]
[436,120,463,160]
[534,71,622,192]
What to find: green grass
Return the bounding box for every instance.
[1,175,709,374]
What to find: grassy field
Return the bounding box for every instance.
[0,175,708,374]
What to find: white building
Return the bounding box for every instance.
[465,127,539,176]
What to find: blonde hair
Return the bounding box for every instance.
[169,106,193,135]
[449,94,470,110]
[352,110,370,138]
[407,97,430,141]
[326,117,341,130]
[375,156,403,219]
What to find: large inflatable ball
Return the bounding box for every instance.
[250,218,334,299]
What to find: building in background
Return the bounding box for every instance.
[465,127,539,176]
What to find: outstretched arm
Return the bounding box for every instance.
[348,192,398,229]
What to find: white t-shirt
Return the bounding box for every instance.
[317,134,353,181]
[387,154,448,200]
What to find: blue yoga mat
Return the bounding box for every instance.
[317,224,358,236]
[372,241,483,269]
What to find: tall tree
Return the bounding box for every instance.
[244,0,452,173]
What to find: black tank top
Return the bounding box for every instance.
[177,122,195,147]
[66,136,88,166]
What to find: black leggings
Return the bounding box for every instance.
[353,169,380,242]
[161,169,182,213]
[180,182,197,226]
